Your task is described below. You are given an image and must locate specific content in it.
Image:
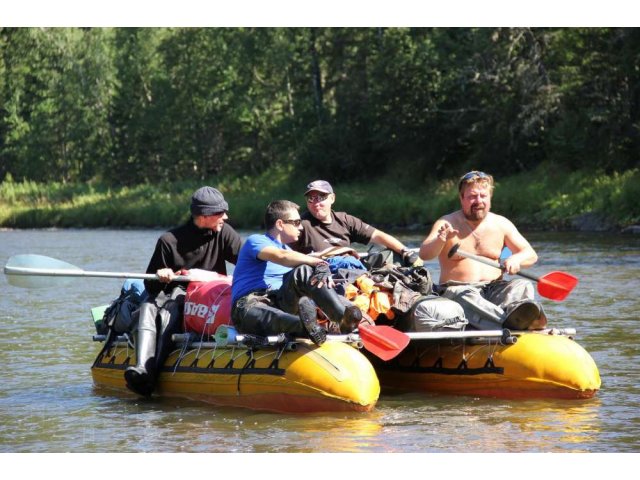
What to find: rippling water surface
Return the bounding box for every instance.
[1,229,639,455]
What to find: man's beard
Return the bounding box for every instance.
[464,207,487,222]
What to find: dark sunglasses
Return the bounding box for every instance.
[458,171,490,191]
[306,193,329,203]
[282,218,302,227]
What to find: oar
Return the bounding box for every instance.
[447,243,578,301]
[3,254,190,288]
[357,324,410,361]
[175,325,410,361]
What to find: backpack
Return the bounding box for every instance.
[407,296,468,332]
[99,279,148,335]
[361,246,395,270]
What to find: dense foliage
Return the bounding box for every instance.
[1,27,639,186]
[1,166,638,230]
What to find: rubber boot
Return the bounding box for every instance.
[152,305,183,385]
[124,327,156,396]
[278,265,362,333]
[309,287,362,333]
[298,297,327,345]
[503,300,545,330]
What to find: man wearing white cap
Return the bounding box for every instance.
[124,186,242,396]
[293,180,419,266]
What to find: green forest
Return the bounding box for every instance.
[0,27,639,230]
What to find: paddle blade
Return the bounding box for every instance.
[537,271,579,301]
[4,254,80,289]
[358,324,410,361]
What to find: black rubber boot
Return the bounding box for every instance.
[124,327,156,396]
[502,301,542,330]
[298,297,327,345]
[280,265,359,330]
[339,305,362,333]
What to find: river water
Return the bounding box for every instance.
[1,229,639,458]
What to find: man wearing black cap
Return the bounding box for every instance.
[293,179,420,267]
[124,186,242,396]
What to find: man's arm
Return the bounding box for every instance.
[370,229,409,254]
[501,217,538,274]
[419,218,459,260]
[257,246,325,268]
[258,246,333,288]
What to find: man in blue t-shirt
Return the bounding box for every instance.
[231,200,363,345]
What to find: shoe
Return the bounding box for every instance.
[503,301,542,330]
[298,297,327,346]
[339,305,362,333]
[124,366,155,397]
[325,321,342,335]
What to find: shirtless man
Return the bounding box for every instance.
[419,171,546,330]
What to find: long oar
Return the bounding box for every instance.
[447,243,578,301]
[175,325,410,361]
[6,255,412,360]
[4,254,190,288]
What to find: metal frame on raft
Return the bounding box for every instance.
[92,327,578,351]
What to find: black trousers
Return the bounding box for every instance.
[232,265,349,337]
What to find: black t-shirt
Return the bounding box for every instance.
[292,210,375,254]
[144,219,242,296]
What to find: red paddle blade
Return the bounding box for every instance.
[358,324,410,361]
[537,271,579,301]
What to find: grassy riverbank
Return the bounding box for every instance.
[1,165,638,232]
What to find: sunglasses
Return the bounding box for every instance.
[282,218,302,227]
[306,193,330,203]
[458,171,491,191]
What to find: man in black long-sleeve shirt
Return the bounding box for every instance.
[125,186,242,396]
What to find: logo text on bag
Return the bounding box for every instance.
[184,302,221,324]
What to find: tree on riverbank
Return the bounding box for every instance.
[1,27,639,187]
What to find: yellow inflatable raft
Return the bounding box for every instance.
[91,335,380,414]
[366,329,601,400]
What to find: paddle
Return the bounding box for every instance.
[4,254,191,288]
[447,243,579,301]
[357,324,410,361]
[6,254,411,360]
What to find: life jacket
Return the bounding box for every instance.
[345,274,396,322]
[183,274,233,336]
[342,266,435,326]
